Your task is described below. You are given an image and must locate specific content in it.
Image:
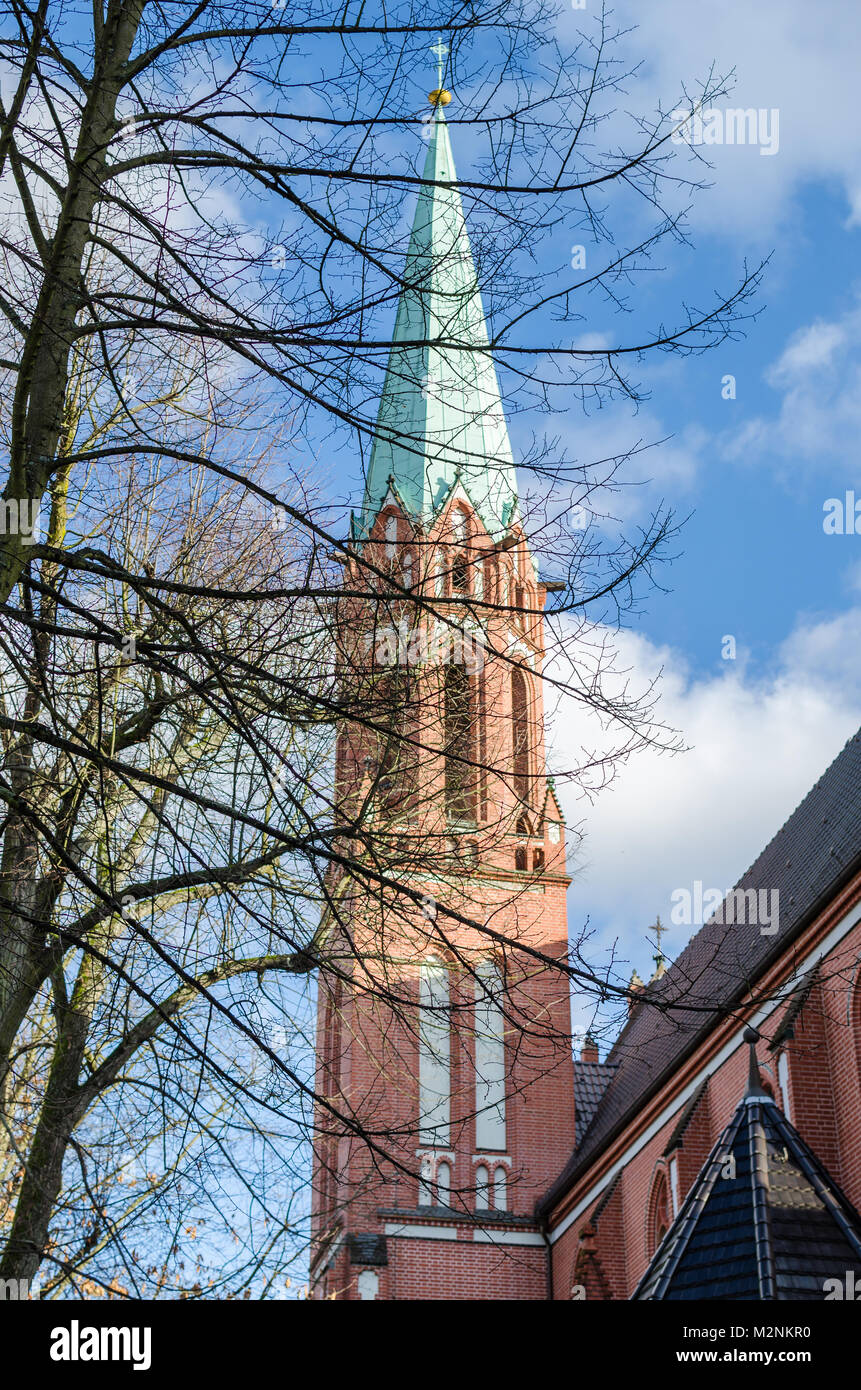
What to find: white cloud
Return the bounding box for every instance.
[548,606,861,1001]
[560,0,861,238]
[768,320,850,384]
[726,299,861,475]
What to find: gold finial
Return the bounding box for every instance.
[428,89,452,106]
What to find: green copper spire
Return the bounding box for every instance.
[359,102,519,540]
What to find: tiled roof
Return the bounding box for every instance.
[573,1058,618,1141]
[541,727,861,1215]
[633,1075,861,1300]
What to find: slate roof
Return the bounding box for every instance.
[632,1058,861,1300]
[573,1058,618,1140]
[540,727,861,1215]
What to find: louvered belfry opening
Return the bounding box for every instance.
[444,660,475,822]
[511,667,530,804]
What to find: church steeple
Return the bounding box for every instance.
[359,92,519,540]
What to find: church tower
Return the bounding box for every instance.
[310,84,575,1301]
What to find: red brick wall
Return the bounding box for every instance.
[310,494,576,1299]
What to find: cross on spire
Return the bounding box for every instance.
[430,37,448,88]
[653,914,667,959]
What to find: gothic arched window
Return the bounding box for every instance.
[452,552,469,592]
[436,1161,452,1206]
[484,557,496,604]
[650,1170,671,1253]
[515,816,529,872]
[493,1167,507,1211]
[511,668,530,804]
[475,1165,490,1211]
[451,506,469,544]
[444,663,474,821]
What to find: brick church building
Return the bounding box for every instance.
[309,92,861,1300]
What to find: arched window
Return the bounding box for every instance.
[401,551,413,589]
[419,959,450,1147]
[484,557,496,604]
[436,1161,451,1206]
[475,1165,490,1210]
[384,512,398,559]
[435,559,446,598]
[475,961,506,1151]
[452,507,469,544]
[418,1154,434,1206]
[477,670,487,821]
[650,1170,671,1253]
[493,1167,507,1212]
[668,1153,680,1218]
[511,668,530,804]
[452,552,469,592]
[444,663,474,821]
[777,1051,791,1119]
[532,847,545,871]
[374,670,413,816]
[515,816,529,871]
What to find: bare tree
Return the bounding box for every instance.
[0,1,765,1294]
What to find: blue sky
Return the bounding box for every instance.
[238,2,861,1038]
[313,2,861,1024]
[533,0,861,1031]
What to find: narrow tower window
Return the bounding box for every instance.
[452,552,469,592]
[650,1170,671,1252]
[385,513,398,559]
[511,668,530,804]
[475,1165,490,1211]
[474,961,506,1151]
[669,1154,680,1217]
[444,663,474,820]
[418,1154,434,1206]
[484,557,496,604]
[493,1167,507,1212]
[777,1050,792,1120]
[436,1160,452,1206]
[419,958,451,1147]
